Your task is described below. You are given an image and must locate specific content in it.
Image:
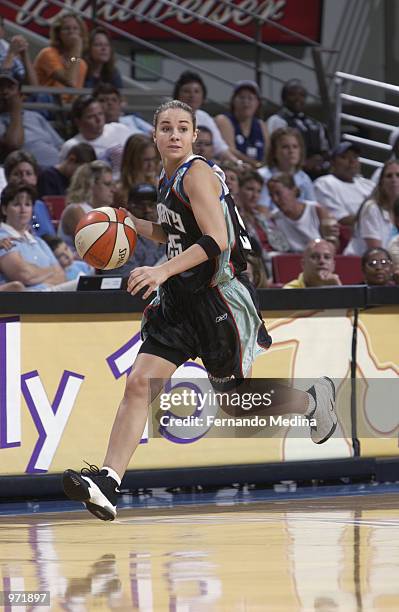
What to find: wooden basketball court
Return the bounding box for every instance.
[1,489,399,610]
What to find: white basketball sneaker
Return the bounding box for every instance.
[307,377,337,444]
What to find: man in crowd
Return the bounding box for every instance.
[59,94,131,179]
[93,82,152,135]
[313,142,374,226]
[0,70,63,165]
[284,239,342,288]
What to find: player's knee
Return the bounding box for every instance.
[124,370,150,401]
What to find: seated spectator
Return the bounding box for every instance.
[245,239,270,288]
[237,170,290,268]
[193,125,215,160]
[345,160,399,256]
[0,70,63,165]
[101,182,164,277]
[93,82,152,135]
[174,70,237,162]
[58,160,115,249]
[266,79,330,179]
[3,150,55,237]
[258,127,316,208]
[34,13,88,100]
[215,80,268,168]
[59,94,131,179]
[42,234,93,280]
[0,17,37,87]
[388,197,399,270]
[84,27,123,89]
[361,247,397,286]
[0,183,65,290]
[37,142,96,197]
[284,239,342,288]
[114,134,159,206]
[314,142,374,226]
[219,161,242,201]
[268,173,339,252]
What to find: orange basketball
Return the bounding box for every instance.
[74,207,137,270]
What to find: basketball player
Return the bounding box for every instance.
[63,101,337,521]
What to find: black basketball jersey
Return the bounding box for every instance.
[157,155,251,293]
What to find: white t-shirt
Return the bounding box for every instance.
[196,109,229,155]
[271,200,322,252]
[344,199,396,256]
[59,122,132,178]
[313,173,374,220]
[388,234,399,267]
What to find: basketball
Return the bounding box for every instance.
[74,207,137,270]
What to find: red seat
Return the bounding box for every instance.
[42,195,66,224]
[272,253,363,285]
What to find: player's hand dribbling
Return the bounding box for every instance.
[127,266,168,299]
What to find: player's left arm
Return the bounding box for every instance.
[127,162,228,298]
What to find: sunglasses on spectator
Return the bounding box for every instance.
[365,258,391,268]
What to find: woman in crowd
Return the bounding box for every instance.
[58,160,115,249]
[4,150,55,237]
[84,27,123,89]
[0,184,65,290]
[215,80,268,168]
[361,247,396,286]
[219,161,242,202]
[174,71,237,162]
[34,12,88,99]
[345,160,399,256]
[115,134,159,206]
[238,170,290,268]
[258,127,316,208]
[267,173,339,252]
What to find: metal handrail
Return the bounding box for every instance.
[340,94,399,114]
[340,113,397,132]
[335,72,399,94]
[342,134,392,151]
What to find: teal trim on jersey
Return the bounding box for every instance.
[216,277,267,377]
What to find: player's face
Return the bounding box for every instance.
[154,109,197,162]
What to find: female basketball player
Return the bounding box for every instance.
[63,101,337,521]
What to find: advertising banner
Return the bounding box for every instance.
[2,1,323,44]
[1,306,398,476]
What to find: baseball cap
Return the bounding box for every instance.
[331,141,361,158]
[233,80,261,98]
[128,183,157,203]
[0,70,19,85]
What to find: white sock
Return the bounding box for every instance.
[305,392,316,416]
[102,466,121,486]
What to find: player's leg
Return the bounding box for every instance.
[63,343,184,521]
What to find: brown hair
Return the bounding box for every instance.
[85,27,116,83]
[267,172,299,196]
[4,150,39,181]
[266,127,305,170]
[238,170,264,188]
[50,12,88,51]
[373,159,399,209]
[153,100,196,130]
[120,134,158,194]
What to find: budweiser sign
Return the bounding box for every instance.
[3,0,322,44]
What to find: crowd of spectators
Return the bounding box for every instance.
[1,14,399,292]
